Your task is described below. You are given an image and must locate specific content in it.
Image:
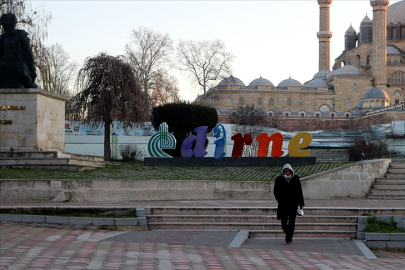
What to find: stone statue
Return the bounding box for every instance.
[0,13,38,88]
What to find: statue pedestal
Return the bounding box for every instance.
[0,88,67,152]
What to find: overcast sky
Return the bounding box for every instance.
[31,0,401,101]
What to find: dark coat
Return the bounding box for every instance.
[273,174,305,220]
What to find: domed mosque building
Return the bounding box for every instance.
[202,0,405,130]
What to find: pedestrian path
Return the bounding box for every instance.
[1,199,405,269]
[1,224,405,270]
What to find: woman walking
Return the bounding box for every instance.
[273,164,305,245]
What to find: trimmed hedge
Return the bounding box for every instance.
[151,102,218,157]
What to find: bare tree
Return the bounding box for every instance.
[268,109,281,128]
[176,39,235,96]
[69,53,147,161]
[125,27,174,103]
[235,125,264,157]
[149,69,180,107]
[229,104,267,126]
[37,43,78,97]
[1,0,52,83]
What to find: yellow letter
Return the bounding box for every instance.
[288,132,312,157]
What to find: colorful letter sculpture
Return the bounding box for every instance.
[148,122,176,157]
[181,126,208,157]
[147,122,313,159]
[288,132,312,157]
[231,133,253,159]
[256,132,284,157]
[213,124,227,159]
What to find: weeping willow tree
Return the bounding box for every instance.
[70,53,147,161]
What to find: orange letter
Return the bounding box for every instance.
[256,132,284,157]
[288,132,312,157]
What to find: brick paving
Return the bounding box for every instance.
[1,199,405,269]
[1,223,405,269]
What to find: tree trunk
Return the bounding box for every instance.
[104,119,111,161]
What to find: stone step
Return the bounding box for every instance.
[249,230,356,239]
[0,151,105,171]
[146,207,405,216]
[0,159,103,169]
[0,158,71,165]
[367,194,405,200]
[0,164,94,171]
[0,151,58,159]
[0,151,104,162]
[390,163,405,169]
[67,159,106,167]
[387,168,405,174]
[146,215,358,224]
[58,152,105,162]
[372,184,405,189]
[369,188,405,195]
[385,173,405,178]
[147,222,357,231]
[375,179,405,184]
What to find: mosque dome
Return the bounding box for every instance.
[362,88,389,99]
[329,65,363,78]
[306,79,329,88]
[355,100,364,109]
[313,69,331,80]
[248,77,274,87]
[345,25,357,35]
[387,46,401,54]
[277,77,302,87]
[387,0,405,24]
[360,15,372,27]
[218,76,245,86]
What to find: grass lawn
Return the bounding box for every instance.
[0,161,351,181]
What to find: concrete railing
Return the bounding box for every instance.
[0,159,391,202]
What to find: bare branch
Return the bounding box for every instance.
[124,27,175,107]
[177,39,235,96]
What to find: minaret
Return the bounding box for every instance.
[370,0,389,88]
[317,0,333,71]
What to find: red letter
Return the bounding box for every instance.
[256,132,284,157]
[231,133,244,159]
[231,133,253,159]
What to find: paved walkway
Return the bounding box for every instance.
[1,199,405,269]
[1,224,405,270]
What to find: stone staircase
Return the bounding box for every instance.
[146,207,405,238]
[368,161,405,200]
[0,151,108,171]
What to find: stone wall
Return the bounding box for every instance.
[301,159,390,199]
[0,159,390,202]
[309,149,349,163]
[0,89,66,151]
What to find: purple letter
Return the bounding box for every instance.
[181,126,208,158]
